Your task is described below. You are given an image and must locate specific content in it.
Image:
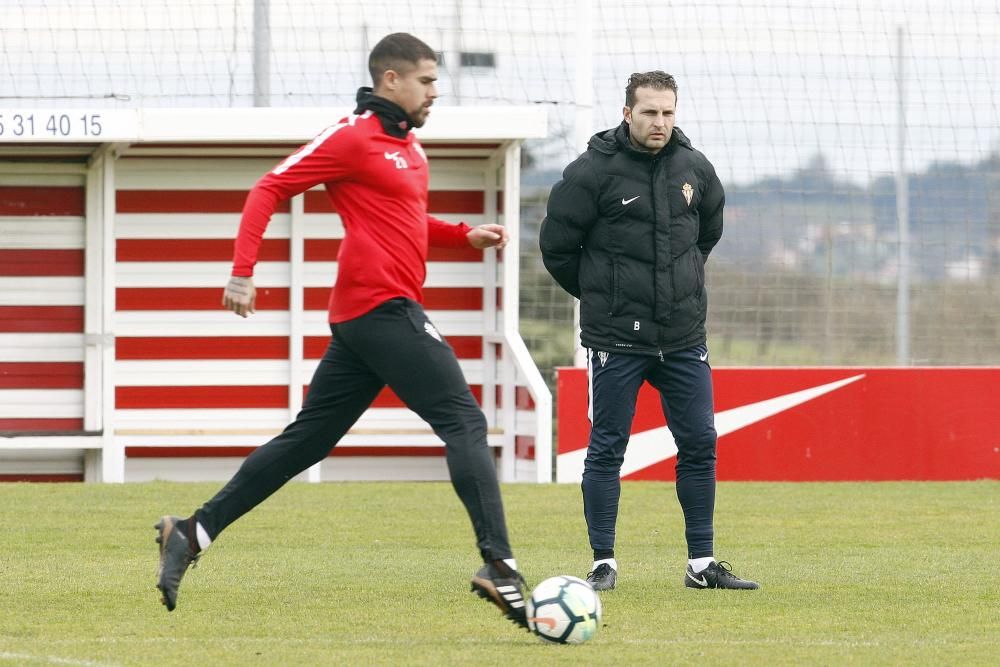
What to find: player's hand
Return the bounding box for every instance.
[467,223,508,250]
[222,276,257,318]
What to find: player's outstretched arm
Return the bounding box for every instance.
[222,275,257,318]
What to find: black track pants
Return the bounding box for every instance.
[195,297,514,561]
[583,344,717,559]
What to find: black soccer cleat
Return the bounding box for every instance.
[586,562,617,591]
[470,560,529,630]
[155,515,200,611]
[684,560,759,590]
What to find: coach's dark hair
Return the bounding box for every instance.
[625,71,678,107]
[369,33,437,86]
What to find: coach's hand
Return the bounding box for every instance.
[223,276,257,318]
[467,223,508,250]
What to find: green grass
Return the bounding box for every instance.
[1,481,997,666]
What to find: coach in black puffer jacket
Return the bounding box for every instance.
[539,71,758,594]
[539,119,724,357]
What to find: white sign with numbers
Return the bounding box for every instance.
[0,110,139,141]
[0,107,547,143]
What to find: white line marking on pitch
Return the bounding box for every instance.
[0,652,117,667]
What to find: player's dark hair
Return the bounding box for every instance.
[369,33,437,86]
[625,71,678,107]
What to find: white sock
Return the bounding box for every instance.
[592,557,618,571]
[689,556,714,573]
[195,521,212,551]
[503,558,518,572]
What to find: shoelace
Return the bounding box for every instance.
[714,560,738,580]
[588,563,613,580]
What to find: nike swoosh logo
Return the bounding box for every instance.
[699,352,708,361]
[557,373,866,482]
[686,571,708,587]
[622,196,640,205]
[530,616,558,630]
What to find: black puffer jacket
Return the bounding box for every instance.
[539,122,724,356]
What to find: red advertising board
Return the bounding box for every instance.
[556,367,1000,482]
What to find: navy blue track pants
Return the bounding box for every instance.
[583,344,717,559]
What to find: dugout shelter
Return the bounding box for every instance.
[0,106,551,484]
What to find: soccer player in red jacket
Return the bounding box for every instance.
[154,33,528,630]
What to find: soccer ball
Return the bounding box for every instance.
[526,575,602,644]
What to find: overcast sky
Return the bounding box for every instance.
[2,0,998,184]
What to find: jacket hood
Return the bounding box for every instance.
[354,87,413,139]
[587,121,693,157]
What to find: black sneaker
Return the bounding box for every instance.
[586,562,617,591]
[684,560,759,590]
[155,516,200,611]
[470,560,529,630]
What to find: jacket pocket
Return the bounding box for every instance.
[693,251,707,310]
[694,251,706,293]
[609,258,620,316]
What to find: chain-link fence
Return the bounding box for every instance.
[4,0,998,384]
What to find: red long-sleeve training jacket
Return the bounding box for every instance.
[231,108,472,323]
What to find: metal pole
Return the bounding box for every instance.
[572,0,594,368]
[362,24,369,85]
[453,0,463,104]
[895,26,910,365]
[574,0,594,155]
[253,0,270,107]
[824,223,834,364]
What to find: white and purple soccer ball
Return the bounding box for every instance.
[526,575,601,644]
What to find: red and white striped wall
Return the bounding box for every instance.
[0,107,550,483]
[0,176,86,435]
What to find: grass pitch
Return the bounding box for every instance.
[1,480,997,666]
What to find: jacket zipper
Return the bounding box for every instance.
[609,258,618,316]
